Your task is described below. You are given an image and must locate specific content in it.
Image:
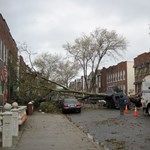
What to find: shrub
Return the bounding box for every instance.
[39,101,60,113]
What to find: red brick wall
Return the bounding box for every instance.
[99,67,107,93]
[134,52,150,93]
[0,14,19,101]
[134,52,150,65]
[0,14,18,61]
[105,61,127,94]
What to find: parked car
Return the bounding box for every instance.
[62,98,81,113]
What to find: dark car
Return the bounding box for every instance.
[62,98,81,113]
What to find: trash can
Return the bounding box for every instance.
[27,102,34,115]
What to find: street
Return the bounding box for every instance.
[67,107,150,150]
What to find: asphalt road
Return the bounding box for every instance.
[67,107,150,150]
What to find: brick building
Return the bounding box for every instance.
[134,52,150,93]
[70,61,135,96]
[98,61,135,95]
[0,14,18,102]
[97,67,107,93]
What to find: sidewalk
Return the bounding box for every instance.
[1,112,102,150]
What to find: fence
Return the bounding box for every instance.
[0,102,27,147]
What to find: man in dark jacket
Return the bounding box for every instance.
[119,95,125,115]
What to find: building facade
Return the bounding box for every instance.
[134,52,150,93]
[0,14,18,103]
[98,61,135,95]
[97,68,107,93]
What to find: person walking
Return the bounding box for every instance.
[119,95,125,115]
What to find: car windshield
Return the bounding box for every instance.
[64,99,78,104]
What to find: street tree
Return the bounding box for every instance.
[33,52,80,88]
[63,35,92,91]
[33,52,60,80]
[63,28,127,92]
[17,43,57,104]
[56,60,80,88]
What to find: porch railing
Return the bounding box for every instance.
[0,102,27,147]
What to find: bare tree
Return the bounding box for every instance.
[17,42,36,71]
[33,52,80,87]
[63,28,127,92]
[56,60,80,88]
[63,35,93,91]
[33,52,61,80]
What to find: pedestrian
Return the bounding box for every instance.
[119,95,125,115]
[136,89,142,107]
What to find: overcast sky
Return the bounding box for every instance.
[0,0,150,68]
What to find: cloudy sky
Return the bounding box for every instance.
[0,0,150,68]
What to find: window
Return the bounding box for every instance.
[0,38,2,59]
[120,71,122,80]
[108,75,110,83]
[107,75,110,83]
[123,85,126,92]
[0,40,8,64]
[121,71,123,80]
[5,47,8,65]
[123,70,125,80]
[110,74,112,82]
[113,73,115,82]
[115,73,117,81]
[2,43,4,60]
[4,45,6,63]
[118,72,120,81]
[0,85,2,95]
[98,75,101,88]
